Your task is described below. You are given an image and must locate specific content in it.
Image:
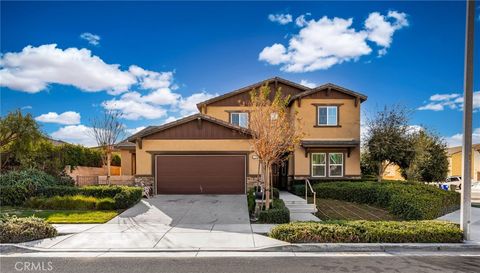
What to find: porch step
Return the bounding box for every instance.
[279,191,321,222]
[287,206,318,214]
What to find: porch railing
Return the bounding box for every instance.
[305,178,316,207]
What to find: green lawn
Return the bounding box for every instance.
[312,198,398,221]
[0,207,119,223]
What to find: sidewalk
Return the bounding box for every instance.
[437,207,480,243]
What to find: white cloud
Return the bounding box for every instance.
[125,126,146,135]
[0,44,136,94]
[259,11,408,72]
[102,91,168,120]
[128,65,173,90]
[299,79,316,88]
[444,128,480,147]
[50,125,97,147]
[365,11,408,56]
[21,105,32,110]
[295,13,311,27]
[177,91,218,116]
[35,111,81,125]
[80,32,101,45]
[418,91,480,111]
[163,116,178,124]
[142,88,181,105]
[268,14,293,25]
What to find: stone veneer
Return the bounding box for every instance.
[134,175,154,187]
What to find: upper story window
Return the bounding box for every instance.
[230,112,249,128]
[317,106,338,126]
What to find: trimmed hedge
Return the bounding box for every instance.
[25,195,116,210]
[292,181,459,220]
[0,169,75,206]
[258,199,290,224]
[0,215,57,243]
[269,220,463,243]
[1,184,142,209]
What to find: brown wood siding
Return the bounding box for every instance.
[144,119,250,139]
[303,89,354,100]
[209,82,304,107]
[156,155,246,194]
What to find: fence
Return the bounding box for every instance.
[76,176,99,186]
[76,175,135,186]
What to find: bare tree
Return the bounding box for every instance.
[248,84,303,209]
[90,110,125,185]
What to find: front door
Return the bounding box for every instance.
[272,161,288,190]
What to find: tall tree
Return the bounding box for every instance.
[248,84,303,209]
[0,110,42,170]
[364,105,412,182]
[90,110,125,184]
[400,129,449,182]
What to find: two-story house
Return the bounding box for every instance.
[116,77,367,194]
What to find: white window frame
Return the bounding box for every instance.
[230,112,249,128]
[328,153,344,177]
[317,106,338,126]
[311,153,326,178]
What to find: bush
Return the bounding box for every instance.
[0,185,30,206]
[269,220,463,243]
[112,187,143,209]
[25,195,116,210]
[258,199,290,224]
[95,198,116,210]
[295,181,460,220]
[0,169,75,206]
[0,215,57,243]
[32,185,142,209]
[247,188,256,215]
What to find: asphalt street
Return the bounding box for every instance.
[1,255,479,273]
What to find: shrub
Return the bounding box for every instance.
[112,187,142,209]
[0,185,30,206]
[95,198,116,210]
[296,181,459,220]
[247,188,256,215]
[0,169,57,188]
[26,195,98,210]
[0,215,57,243]
[0,169,75,206]
[258,199,290,224]
[33,185,142,209]
[269,220,463,243]
[25,195,116,210]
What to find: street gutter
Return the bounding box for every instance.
[2,242,480,253]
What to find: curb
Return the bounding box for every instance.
[2,242,480,253]
[259,242,480,252]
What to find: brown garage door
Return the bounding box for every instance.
[156,154,246,194]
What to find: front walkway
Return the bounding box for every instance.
[19,195,287,251]
[437,207,480,243]
[279,191,321,222]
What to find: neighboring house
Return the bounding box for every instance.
[116,77,367,194]
[447,144,480,181]
[382,163,405,181]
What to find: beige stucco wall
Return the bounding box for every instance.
[291,98,360,139]
[202,106,251,123]
[119,150,133,175]
[136,139,259,176]
[293,146,361,177]
[291,97,361,178]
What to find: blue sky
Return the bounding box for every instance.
[1,1,479,147]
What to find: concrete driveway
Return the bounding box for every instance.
[20,195,286,250]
